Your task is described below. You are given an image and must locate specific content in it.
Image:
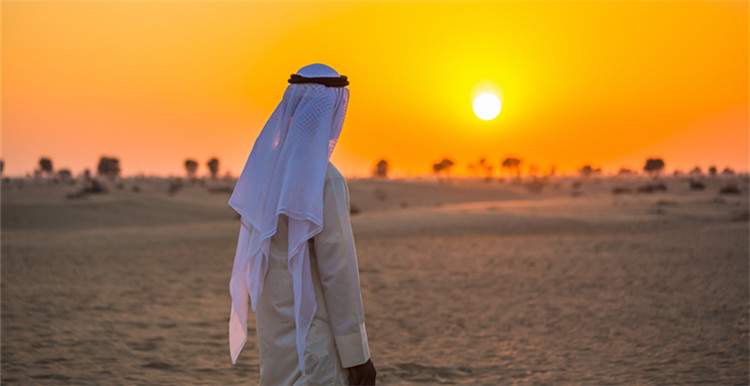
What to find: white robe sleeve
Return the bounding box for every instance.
[313,176,371,368]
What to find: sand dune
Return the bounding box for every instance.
[2,175,748,384]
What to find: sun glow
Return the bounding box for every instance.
[473,93,502,121]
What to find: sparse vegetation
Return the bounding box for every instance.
[38,157,53,175]
[637,182,667,193]
[478,157,494,182]
[617,168,633,177]
[207,158,220,179]
[525,178,543,193]
[579,164,602,178]
[373,159,389,178]
[97,156,121,178]
[689,179,706,191]
[168,178,183,196]
[719,182,741,195]
[185,159,199,179]
[501,157,522,179]
[67,179,107,199]
[432,158,455,181]
[643,158,665,177]
[57,169,73,183]
[612,186,632,194]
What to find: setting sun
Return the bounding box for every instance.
[473,93,502,121]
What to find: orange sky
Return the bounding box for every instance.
[2,0,748,178]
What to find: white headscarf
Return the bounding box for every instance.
[228,63,350,374]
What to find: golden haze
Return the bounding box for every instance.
[1,1,748,177]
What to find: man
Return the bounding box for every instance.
[228,63,376,385]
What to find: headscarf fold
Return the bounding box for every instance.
[228,63,349,375]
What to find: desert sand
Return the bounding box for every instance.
[2,174,748,384]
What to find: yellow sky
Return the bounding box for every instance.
[2,0,748,177]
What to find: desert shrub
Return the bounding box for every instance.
[578,164,601,178]
[57,169,73,181]
[67,179,107,199]
[168,179,183,196]
[637,183,667,193]
[617,168,634,176]
[689,179,705,191]
[373,159,389,178]
[719,182,741,195]
[612,186,632,194]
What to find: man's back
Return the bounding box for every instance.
[255,163,369,385]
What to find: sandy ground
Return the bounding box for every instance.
[1,175,748,384]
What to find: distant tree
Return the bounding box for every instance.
[617,167,633,176]
[722,167,735,176]
[207,157,220,179]
[373,159,389,178]
[528,164,540,176]
[579,165,592,177]
[97,156,121,178]
[57,169,73,181]
[38,157,53,175]
[643,158,665,177]
[501,157,522,178]
[708,165,718,177]
[478,157,494,181]
[548,164,557,176]
[0,159,4,176]
[184,159,199,178]
[432,158,455,178]
[689,166,702,176]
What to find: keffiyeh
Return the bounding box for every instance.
[228,63,350,374]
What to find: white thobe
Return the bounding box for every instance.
[254,163,370,385]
